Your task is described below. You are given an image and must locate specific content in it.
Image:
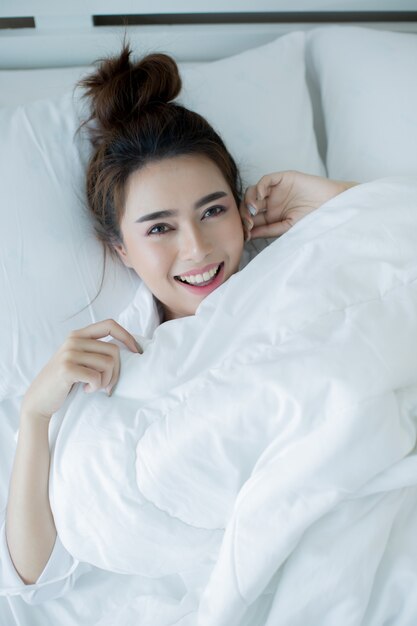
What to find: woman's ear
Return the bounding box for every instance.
[113,242,133,268]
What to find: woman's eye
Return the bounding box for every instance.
[148,223,171,236]
[203,205,225,219]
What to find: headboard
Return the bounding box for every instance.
[1,0,417,68]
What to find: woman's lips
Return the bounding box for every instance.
[174,262,225,295]
[176,261,221,279]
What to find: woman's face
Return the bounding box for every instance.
[114,154,244,321]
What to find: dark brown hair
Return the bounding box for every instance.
[78,42,242,257]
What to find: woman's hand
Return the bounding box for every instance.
[21,319,141,421]
[240,170,357,241]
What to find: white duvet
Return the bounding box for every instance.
[51,178,417,625]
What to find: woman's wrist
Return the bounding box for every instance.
[20,408,52,430]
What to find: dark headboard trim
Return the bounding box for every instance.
[92,11,417,27]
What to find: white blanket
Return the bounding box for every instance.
[50,178,417,625]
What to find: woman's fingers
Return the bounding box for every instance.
[255,171,287,203]
[242,171,297,240]
[250,219,293,239]
[69,319,142,354]
[64,337,123,358]
[241,183,268,240]
[243,172,287,216]
[63,363,108,394]
[21,320,141,419]
[61,350,117,393]
[63,320,142,396]
[243,185,258,214]
[244,185,265,217]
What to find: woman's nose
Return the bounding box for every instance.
[179,223,213,261]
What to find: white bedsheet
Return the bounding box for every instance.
[48,178,417,624]
[2,178,417,625]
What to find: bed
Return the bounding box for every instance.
[1,2,417,625]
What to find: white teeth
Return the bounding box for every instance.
[177,264,220,285]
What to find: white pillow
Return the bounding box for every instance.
[180,32,326,185]
[0,94,140,400]
[0,32,324,400]
[0,66,90,107]
[307,26,417,182]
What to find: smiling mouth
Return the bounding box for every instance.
[174,262,223,287]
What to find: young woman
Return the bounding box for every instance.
[2,44,356,598]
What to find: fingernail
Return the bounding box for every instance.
[106,386,113,397]
[134,340,143,354]
[247,203,257,217]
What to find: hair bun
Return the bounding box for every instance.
[80,43,182,133]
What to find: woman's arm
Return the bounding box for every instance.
[5,319,141,585]
[6,411,56,584]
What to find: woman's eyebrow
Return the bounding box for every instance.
[136,209,175,223]
[135,191,228,223]
[194,190,227,209]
